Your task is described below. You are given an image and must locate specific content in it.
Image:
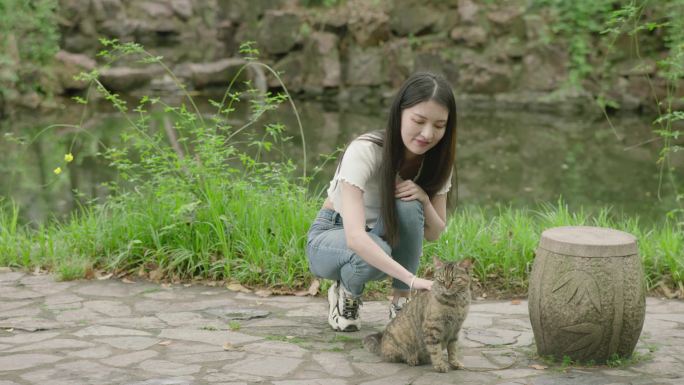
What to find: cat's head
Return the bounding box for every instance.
[431,257,472,295]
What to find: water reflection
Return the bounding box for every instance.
[1,98,681,225]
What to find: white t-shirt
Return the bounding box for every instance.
[327,134,452,228]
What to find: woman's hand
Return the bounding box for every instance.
[411,277,433,291]
[395,180,429,204]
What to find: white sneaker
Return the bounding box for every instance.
[328,281,361,332]
[389,297,410,320]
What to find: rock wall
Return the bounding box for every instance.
[11,0,684,116]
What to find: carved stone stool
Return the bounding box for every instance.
[528,226,646,363]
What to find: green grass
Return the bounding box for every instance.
[1,196,682,294]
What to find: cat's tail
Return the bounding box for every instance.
[362,332,383,355]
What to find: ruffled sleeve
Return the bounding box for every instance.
[333,139,380,192]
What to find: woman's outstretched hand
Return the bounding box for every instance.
[395,180,429,204]
[412,277,433,291]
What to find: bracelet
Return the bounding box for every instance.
[409,275,416,291]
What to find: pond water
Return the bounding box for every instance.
[1,96,681,225]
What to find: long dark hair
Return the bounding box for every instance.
[379,72,457,246]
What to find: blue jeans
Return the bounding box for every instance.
[306,199,424,297]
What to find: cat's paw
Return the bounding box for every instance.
[406,356,420,366]
[449,358,464,369]
[432,361,449,373]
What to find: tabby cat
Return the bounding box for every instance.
[363,258,472,373]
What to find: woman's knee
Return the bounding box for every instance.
[395,199,424,227]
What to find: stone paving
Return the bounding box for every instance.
[1,269,683,385]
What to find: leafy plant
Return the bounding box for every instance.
[602,0,684,226]
[0,0,59,98]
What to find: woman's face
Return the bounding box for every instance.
[400,100,448,159]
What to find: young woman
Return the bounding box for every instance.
[306,72,457,332]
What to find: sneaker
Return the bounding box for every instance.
[389,297,410,320]
[328,281,361,332]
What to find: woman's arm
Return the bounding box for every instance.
[340,182,433,290]
[394,180,447,241]
[423,193,447,241]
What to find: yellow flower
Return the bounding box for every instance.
[64,153,74,162]
[53,167,62,175]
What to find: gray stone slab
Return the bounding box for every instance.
[312,351,355,377]
[139,359,201,375]
[412,370,499,384]
[83,300,132,316]
[0,306,41,318]
[100,350,159,367]
[273,380,348,385]
[95,336,160,350]
[358,372,420,385]
[163,342,224,355]
[168,350,246,363]
[67,345,113,359]
[463,314,495,328]
[73,325,151,337]
[203,372,263,383]
[470,300,529,315]
[173,298,238,312]
[0,300,33,312]
[156,312,208,326]
[52,360,127,382]
[495,368,543,379]
[0,288,43,300]
[96,316,167,329]
[204,307,270,320]
[0,331,59,344]
[223,354,302,378]
[133,300,174,313]
[241,340,308,358]
[158,328,262,346]
[353,361,403,376]
[73,281,147,297]
[7,338,95,352]
[54,308,103,323]
[126,378,195,385]
[0,317,64,331]
[0,353,62,370]
[465,328,519,346]
[0,272,25,282]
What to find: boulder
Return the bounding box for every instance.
[257,10,303,55]
[520,48,568,92]
[271,52,306,92]
[385,39,415,87]
[175,58,246,89]
[389,3,440,36]
[137,1,174,18]
[344,45,385,87]
[306,32,341,88]
[53,51,97,91]
[99,66,161,92]
[486,4,526,38]
[457,0,480,24]
[170,0,194,20]
[458,59,513,94]
[91,0,124,22]
[450,26,488,48]
[348,7,390,47]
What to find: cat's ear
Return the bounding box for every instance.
[458,258,473,272]
[432,255,445,269]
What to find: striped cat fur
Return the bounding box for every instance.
[363,258,472,373]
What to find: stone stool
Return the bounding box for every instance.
[528,226,646,363]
